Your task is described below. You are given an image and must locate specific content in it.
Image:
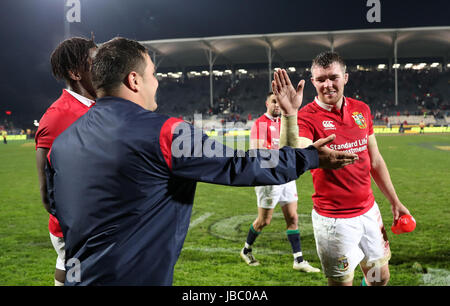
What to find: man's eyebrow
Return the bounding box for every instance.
[315,73,340,79]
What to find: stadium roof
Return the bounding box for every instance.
[140,26,450,69]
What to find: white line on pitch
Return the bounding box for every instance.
[189,212,214,229]
[182,246,314,256]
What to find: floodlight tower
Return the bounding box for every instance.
[393,32,398,106]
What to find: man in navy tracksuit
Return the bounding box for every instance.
[46,37,357,285]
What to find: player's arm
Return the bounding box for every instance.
[272,69,314,149]
[280,115,313,148]
[36,147,51,213]
[368,134,410,222]
[272,69,304,148]
[167,121,357,187]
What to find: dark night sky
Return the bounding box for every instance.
[0,0,449,128]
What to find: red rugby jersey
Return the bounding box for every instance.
[250,113,280,149]
[35,89,94,237]
[298,97,374,218]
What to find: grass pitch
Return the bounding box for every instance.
[0,134,449,286]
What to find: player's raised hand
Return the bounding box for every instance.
[312,134,359,169]
[272,69,305,116]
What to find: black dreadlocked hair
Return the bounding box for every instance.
[50,37,96,83]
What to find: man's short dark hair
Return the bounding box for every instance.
[267,91,274,97]
[92,37,148,95]
[50,37,96,83]
[311,51,346,74]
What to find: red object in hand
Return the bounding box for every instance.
[391,214,416,234]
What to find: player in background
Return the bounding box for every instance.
[35,37,97,286]
[2,129,7,144]
[272,51,411,286]
[419,120,425,134]
[240,92,320,273]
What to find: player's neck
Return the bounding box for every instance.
[315,96,344,111]
[265,112,280,121]
[67,82,95,101]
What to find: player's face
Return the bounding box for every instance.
[311,62,348,105]
[141,53,159,111]
[266,94,281,117]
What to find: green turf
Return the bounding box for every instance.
[0,134,449,286]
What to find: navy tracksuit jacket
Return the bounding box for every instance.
[47,96,319,285]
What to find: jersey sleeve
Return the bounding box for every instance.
[35,109,63,150]
[159,119,319,187]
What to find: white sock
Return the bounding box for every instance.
[293,252,303,261]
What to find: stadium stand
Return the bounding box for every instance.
[4,27,450,133]
[155,67,449,128]
[144,27,450,130]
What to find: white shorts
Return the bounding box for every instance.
[311,202,391,282]
[255,180,298,209]
[49,233,66,271]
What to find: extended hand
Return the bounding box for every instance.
[272,69,305,116]
[312,134,359,169]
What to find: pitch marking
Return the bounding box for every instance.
[422,268,450,286]
[182,246,314,256]
[435,146,450,151]
[189,212,214,229]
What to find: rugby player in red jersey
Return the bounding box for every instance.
[35,37,97,286]
[272,51,410,286]
[240,92,320,273]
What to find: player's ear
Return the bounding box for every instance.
[125,71,139,92]
[344,73,349,85]
[68,70,81,81]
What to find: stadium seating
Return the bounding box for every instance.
[155,67,449,127]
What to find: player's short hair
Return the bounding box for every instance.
[92,37,148,95]
[267,91,274,97]
[50,37,97,83]
[311,51,346,75]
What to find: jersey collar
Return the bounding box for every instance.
[314,96,346,116]
[65,89,95,107]
[264,113,280,122]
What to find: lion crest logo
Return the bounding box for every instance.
[352,112,367,129]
